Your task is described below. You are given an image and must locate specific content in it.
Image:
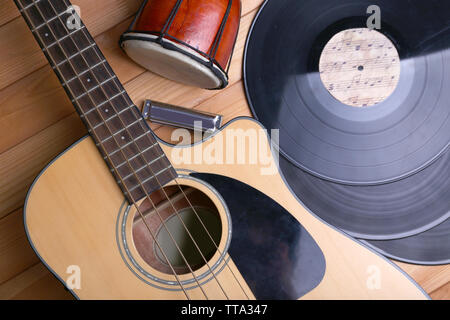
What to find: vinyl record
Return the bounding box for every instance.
[244,0,450,185]
[279,152,450,240]
[362,219,450,265]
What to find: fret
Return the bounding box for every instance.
[53,43,97,68]
[81,102,130,131]
[37,0,66,18]
[70,75,117,101]
[117,153,165,173]
[82,95,129,121]
[126,166,173,193]
[106,132,152,157]
[64,59,107,85]
[78,90,126,109]
[30,10,65,32]
[23,4,46,27]
[19,0,42,12]
[99,118,144,144]
[122,159,159,181]
[119,147,169,179]
[108,142,161,170]
[43,25,86,50]
[48,43,101,78]
[101,140,166,179]
[123,144,160,166]
[106,142,158,165]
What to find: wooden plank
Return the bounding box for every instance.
[0,0,20,27]
[0,0,141,91]
[0,263,73,300]
[0,209,39,285]
[0,114,86,219]
[395,262,450,294]
[0,18,143,155]
[430,282,450,300]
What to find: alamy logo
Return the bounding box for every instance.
[170,122,280,176]
[66,265,81,290]
[66,5,81,31]
[367,5,381,30]
[366,265,382,290]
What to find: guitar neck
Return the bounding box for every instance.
[14,0,176,203]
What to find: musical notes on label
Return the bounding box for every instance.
[319,28,400,107]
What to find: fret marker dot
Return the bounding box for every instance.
[87,78,91,82]
[105,109,109,113]
[121,136,125,140]
[44,33,49,37]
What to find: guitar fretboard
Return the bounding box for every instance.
[15,0,177,203]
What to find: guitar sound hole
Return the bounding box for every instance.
[132,185,222,275]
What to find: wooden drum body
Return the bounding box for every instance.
[120,0,241,89]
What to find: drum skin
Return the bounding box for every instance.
[134,0,241,70]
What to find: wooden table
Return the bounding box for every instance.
[0,0,448,300]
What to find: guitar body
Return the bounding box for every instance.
[24,117,428,300]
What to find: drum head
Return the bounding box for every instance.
[121,33,228,89]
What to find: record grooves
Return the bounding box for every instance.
[244,0,450,264]
[279,152,450,240]
[363,219,450,265]
[244,0,450,186]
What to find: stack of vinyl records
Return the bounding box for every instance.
[244,0,450,265]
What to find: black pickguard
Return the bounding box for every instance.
[191,173,326,300]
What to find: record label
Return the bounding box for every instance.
[319,28,400,107]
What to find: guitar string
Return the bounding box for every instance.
[22,0,248,300]
[59,0,250,300]
[145,0,250,299]
[172,181,250,300]
[71,0,250,299]
[18,0,195,300]
[19,0,194,300]
[46,0,229,300]
[53,0,231,300]
[38,0,214,300]
[67,1,251,300]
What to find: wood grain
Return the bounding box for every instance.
[0,263,72,300]
[0,18,142,155]
[0,0,141,91]
[395,262,450,294]
[0,0,448,300]
[0,0,20,27]
[430,282,450,300]
[0,113,86,219]
[0,209,39,284]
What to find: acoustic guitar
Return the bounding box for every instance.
[15,0,428,300]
